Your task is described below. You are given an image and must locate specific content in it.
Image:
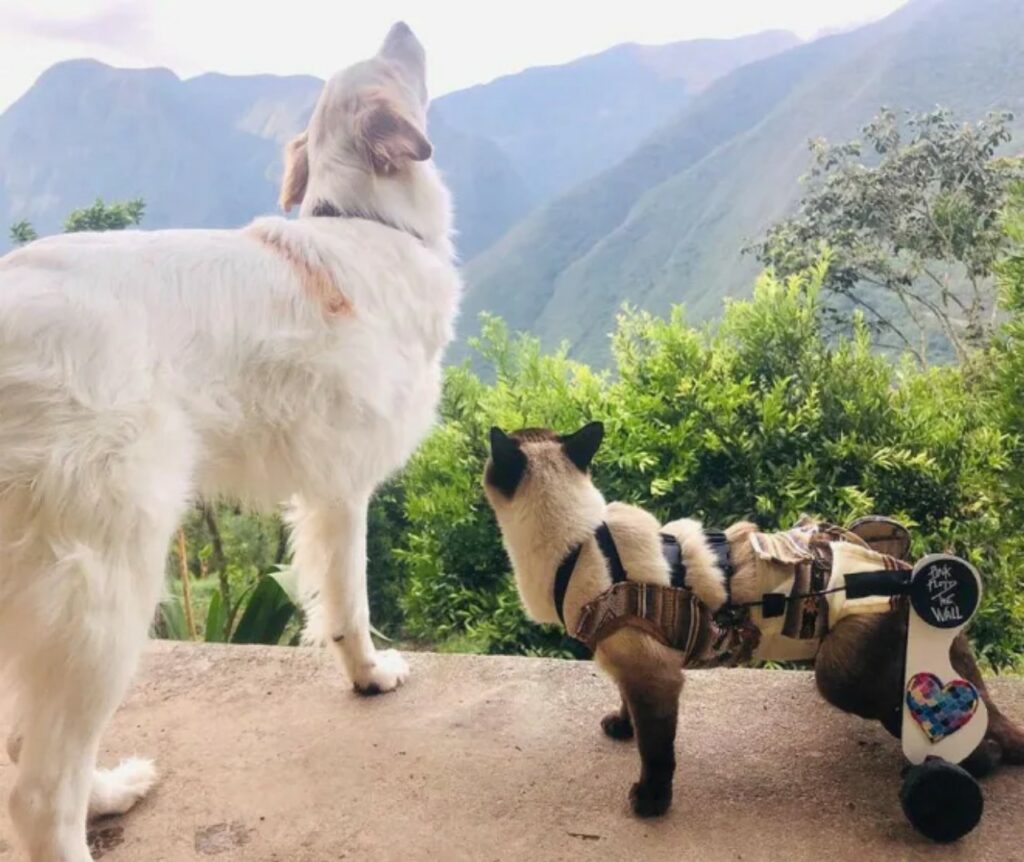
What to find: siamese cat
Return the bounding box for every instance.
[482,422,1024,817]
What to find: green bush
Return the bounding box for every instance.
[977,184,1024,667]
[390,263,1023,667]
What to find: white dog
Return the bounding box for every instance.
[0,22,459,861]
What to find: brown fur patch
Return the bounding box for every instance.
[350,87,432,176]
[509,428,561,443]
[248,227,353,318]
[279,132,309,212]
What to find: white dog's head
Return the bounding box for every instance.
[280,23,451,249]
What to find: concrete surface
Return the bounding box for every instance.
[1,642,1022,861]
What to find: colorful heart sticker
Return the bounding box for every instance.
[906,672,979,743]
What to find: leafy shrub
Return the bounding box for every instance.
[391,264,1022,667]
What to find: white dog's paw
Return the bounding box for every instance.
[351,649,410,695]
[88,757,159,819]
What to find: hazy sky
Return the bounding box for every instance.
[0,0,909,111]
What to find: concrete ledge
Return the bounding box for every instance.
[1,642,1022,861]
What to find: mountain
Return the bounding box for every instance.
[0,60,316,242]
[433,30,800,208]
[462,0,1024,364]
[0,29,799,258]
[428,110,535,261]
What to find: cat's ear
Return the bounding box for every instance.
[486,427,527,498]
[560,421,604,472]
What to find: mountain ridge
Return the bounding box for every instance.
[461,0,1024,363]
[0,30,798,257]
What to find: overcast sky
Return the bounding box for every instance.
[0,0,910,112]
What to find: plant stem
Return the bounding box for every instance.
[177,528,197,640]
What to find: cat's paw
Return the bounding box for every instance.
[629,781,672,818]
[601,711,634,741]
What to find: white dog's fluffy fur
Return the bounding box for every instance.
[0,23,459,861]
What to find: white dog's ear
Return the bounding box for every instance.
[279,132,309,212]
[354,96,432,176]
[378,22,427,100]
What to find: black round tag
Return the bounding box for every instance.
[909,556,980,629]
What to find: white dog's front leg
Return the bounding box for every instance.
[292,496,409,694]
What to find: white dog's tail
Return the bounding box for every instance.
[88,758,159,819]
[6,732,156,820]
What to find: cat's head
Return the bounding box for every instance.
[482,422,604,515]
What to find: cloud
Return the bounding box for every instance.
[0,1,155,53]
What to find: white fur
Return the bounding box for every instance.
[0,23,458,861]
[87,759,159,820]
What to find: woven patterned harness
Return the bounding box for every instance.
[555,521,909,666]
[554,524,749,664]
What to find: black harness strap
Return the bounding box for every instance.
[659,534,688,588]
[553,544,582,626]
[555,524,732,624]
[555,520,749,623]
[703,530,734,601]
[554,522,627,624]
[595,523,628,583]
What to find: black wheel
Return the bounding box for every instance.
[899,757,984,843]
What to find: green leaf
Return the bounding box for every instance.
[204,590,228,643]
[158,597,190,641]
[230,575,298,645]
[269,565,302,606]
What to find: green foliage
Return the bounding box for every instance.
[388,264,1023,667]
[63,197,145,233]
[230,570,300,645]
[8,197,144,250]
[366,484,410,633]
[995,184,1024,467]
[156,569,301,646]
[204,591,227,643]
[156,595,191,642]
[167,505,291,641]
[971,184,1024,667]
[8,219,37,246]
[753,109,1023,364]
